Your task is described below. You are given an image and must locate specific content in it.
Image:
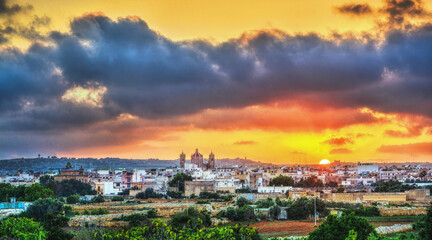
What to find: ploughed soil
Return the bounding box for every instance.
[251,218,419,238]
[250,220,321,238]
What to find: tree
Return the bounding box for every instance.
[39,175,55,190]
[0,183,53,202]
[236,197,251,208]
[295,176,324,188]
[91,194,105,203]
[55,179,96,197]
[269,175,294,186]
[66,194,79,204]
[0,217,47,240]
[326,181,338,188]
[167,191,183,199]
[169,207,212,229]
[168,173,192,192]
[0,183,16,202]
[420,170,428,181]
[308,213,377,240]
[219,205,256,222]
[111,196,124,201]
[136,188,163,199]
[420,204,432,239]
[285,197,329,220]
[256,198,274,208]
[373,180,417,192]
[147,208,158,218]
[199,191,220,199]
[269,205,281,219]
[23,198,73,240]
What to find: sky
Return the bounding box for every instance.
[1,0,432,164]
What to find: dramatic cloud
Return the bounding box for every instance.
[385,125,423,137]
[336,0,431,27]
[336,3,373,16]
[323,137,354,146]
[0,1,50,44]
[381,0,430,26]
[1,11,432,157]
[0,0,32,16]
[330,148,353,154]
[378,142,432,155]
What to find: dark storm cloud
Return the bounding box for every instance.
[0,0,32,16]
[0,1,50,44]
[336,0,430,27]
[53,15,383,119]
[336,3,373,16]
[381,0,430,26]
[2,13,432,155]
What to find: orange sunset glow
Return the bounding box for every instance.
[1,0,432,164]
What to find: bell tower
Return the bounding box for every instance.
[180,151,186,168]
[208,151,215,169]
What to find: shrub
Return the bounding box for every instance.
[95,220,261,240]
[256,198,274,208]
[0,217,47,240]
[196,200,210,204]
[219,205,256,221]
[308,213,377,240]
[112,196,124,202]
[236,188,254,193]
[91,194,105,203]
[90,208,109,215]
[66,194,79,204]
[64,205,74,216]
[167,191,183,199]
[169,207,211,229]
[147,208,158,218]
[275,197,293,207]
[114,213,150,227]
[136,188,163,199]
[222,194,235,202]
[199,191,220,199]
[342,206,380,217]
[236,197,252,207]
[269,205,281,219]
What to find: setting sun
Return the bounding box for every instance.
[319,159,331,165]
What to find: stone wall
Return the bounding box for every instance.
[363,193,406,203]
[379,207,427,216]
[184,181,215,196]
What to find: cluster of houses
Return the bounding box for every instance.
[1,150,432,204]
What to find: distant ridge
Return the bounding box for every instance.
[0,157,273,174]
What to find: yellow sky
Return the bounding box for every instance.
[24,0,386,42]
[10,0,432,164]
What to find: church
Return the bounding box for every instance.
[180,149,215,169]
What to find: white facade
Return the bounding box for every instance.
[258,186,292,194]
[358,164,379,174]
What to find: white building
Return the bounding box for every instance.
[358,163,379,175]
[258,186,292,194]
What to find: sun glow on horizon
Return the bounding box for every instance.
[319,159,331,165]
